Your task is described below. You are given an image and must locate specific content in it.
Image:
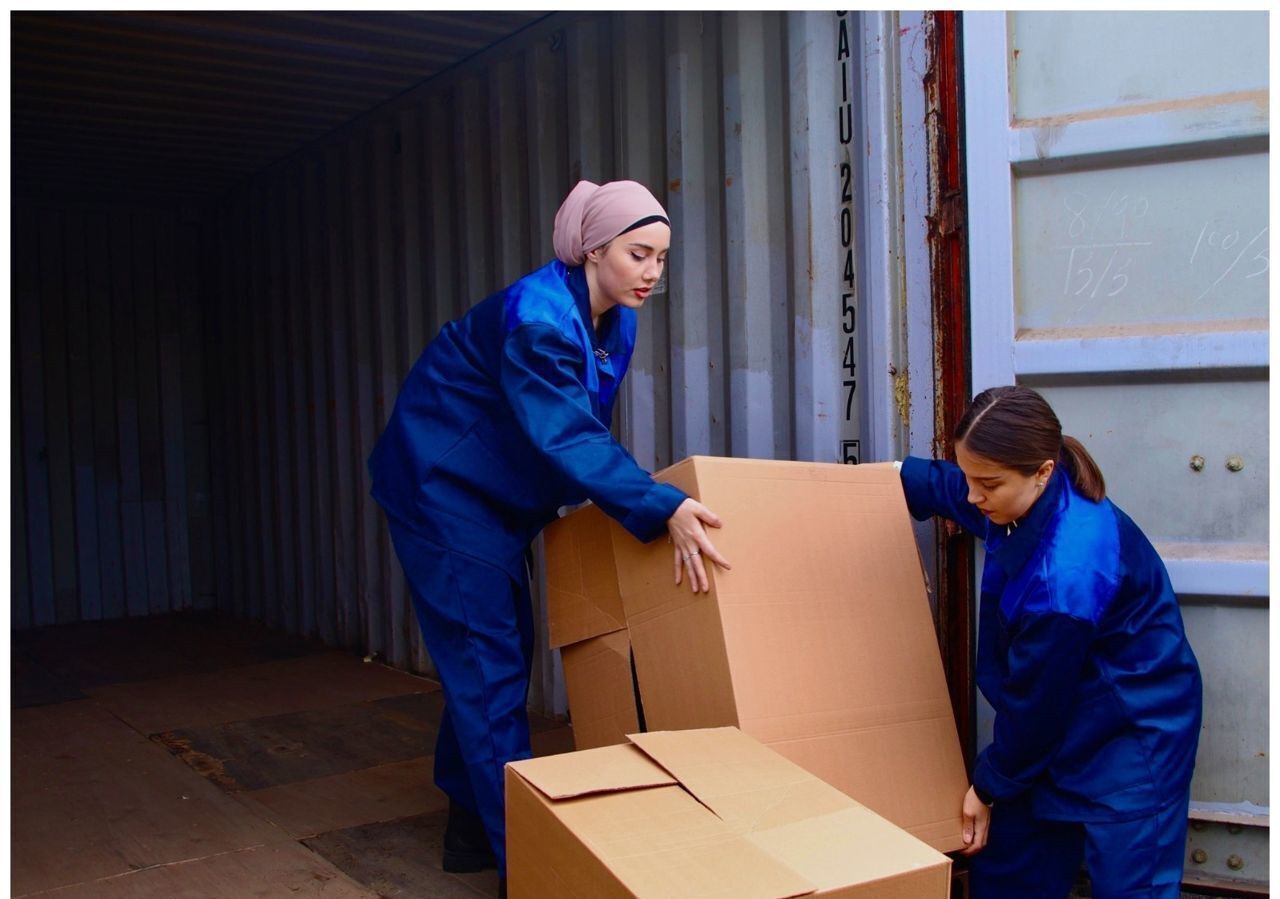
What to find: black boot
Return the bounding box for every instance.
[442,802,497,873]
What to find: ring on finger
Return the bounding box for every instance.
[689,549,701,556]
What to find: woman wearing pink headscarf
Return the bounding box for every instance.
[369,180,729,893]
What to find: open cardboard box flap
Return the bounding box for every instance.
[558,630,640,752]
[628,727,852,831]
[545,502,626,649]
[506,728,951,899]
[509,741,675,801]
[629,728,952,893]
[507,736,820,899]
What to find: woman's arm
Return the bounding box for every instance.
[500,322,685,541]
[899,456,992,539]
[972,609,1095,804]
[502,324,730,591]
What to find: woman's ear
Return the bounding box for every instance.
[585,241,609,265]
[1038,459,1056,483]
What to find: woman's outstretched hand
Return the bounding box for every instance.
[666,498,731,593]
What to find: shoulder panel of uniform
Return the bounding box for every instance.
[503,260,580,333]
[1018,487,1122,625]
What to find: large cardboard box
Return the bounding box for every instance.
[544,457,969,853]
[506,726,952,898]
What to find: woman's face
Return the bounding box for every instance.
[955,441,1054,527]
[585,221,670,317]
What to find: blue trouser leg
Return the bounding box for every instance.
[971,792,1191,899]
[432,702,477,814]
[389,522,535,875]
[970,798,1082,899]
[1083,792,1190,899]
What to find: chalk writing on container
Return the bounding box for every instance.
[1057,190,1152,299]
[1189,223,1268,301]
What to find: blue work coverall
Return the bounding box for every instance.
[369,260,686,871]
[900,458,1202,899]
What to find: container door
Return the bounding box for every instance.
[963,12,1268,892]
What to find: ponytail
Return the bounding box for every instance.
[1060,435,1106,501]
[956,385,1108,502]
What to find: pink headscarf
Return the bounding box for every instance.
[552,180,669,266]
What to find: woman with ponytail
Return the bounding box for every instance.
[898,385,1201,899]
[368,180,730,894]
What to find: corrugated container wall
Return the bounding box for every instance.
[13,201,215,629]
[203,11,855,688]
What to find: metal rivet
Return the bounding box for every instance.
[1227,823,1243,834]
[1190,820,1208,832]
[1191,849,1208,864]
[1189,455,1205,472]
[1226,455,1245,472]
[1227,854,1244,871]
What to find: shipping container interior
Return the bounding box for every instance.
[14,11,922,701]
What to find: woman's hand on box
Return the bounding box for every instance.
[960,785,991,856]
[666,499,731,594]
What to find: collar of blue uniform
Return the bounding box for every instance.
[990,466,1066,576]
[566,263,618,354]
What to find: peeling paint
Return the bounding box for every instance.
[1032,123,1064,159]
[893,366,910,429]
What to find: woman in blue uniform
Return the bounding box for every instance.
[898,385,1201,899]
[368,180,730,886]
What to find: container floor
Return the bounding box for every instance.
[11,613,1222,899]
[11,612,573,898]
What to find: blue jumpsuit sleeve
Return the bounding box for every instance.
[500,322,687,542]
[973,610,1096,802]
[899,456,991,539]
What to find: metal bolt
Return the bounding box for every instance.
[1226,455,1245,472]
[1191,849,1208,865]
[1189,455,1206,472]
[1227,854,1244,871]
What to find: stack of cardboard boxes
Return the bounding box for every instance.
[510,457,970,896]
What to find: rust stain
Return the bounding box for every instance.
[1014,88,1267,128]
[725,176,734,188]
[152,732,244,792]
[1016,318,1267,341]
[669,178,682,193]
[893,364,910,428]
